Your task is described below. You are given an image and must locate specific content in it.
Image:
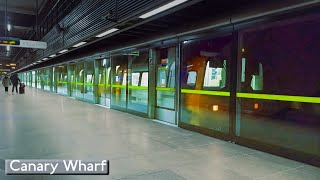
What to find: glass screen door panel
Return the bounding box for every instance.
[127,51,149,114]
[111,56,128,109]
[98,59,111,107]
[84,61,95,102]
[74,62,84,100]
[57,65,68,95]
[180,35,232,133]
[155,47,176,124]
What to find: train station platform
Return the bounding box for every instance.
[0,87,319,180]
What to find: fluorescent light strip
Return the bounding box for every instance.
[42,58,48,61]
[59,49,68,53]
[49,54,56,58]
[96,28,119,38]
[139,0,188,19]
[73,42,87,47]
[37,60,42,63]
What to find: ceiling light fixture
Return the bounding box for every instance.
[6,46,10,51]
[96,28,119,38]
[42,58,48,61]
[49,54,56,58]
[59,49,68,53]
[72,42,87,48]
[139,0,188,19]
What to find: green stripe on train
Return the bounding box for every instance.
[128,86,148,90]
[156,87,175,92]
[181,89,230,96]
[57,81,67,84]
[98,84,111,87]
[112,85,126,88]
[237,93,320,104]
[111,85,148,90]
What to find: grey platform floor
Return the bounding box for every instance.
[0,87,319,180]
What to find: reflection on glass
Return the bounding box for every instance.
[180,35,231,133]
[32,71,36,87]
[237,13,320,157]
[156,47,176,109]
[73,62,84,99]
[43,68,51,91]
[111,56,127,109]
[56,66,68,95]
[36,71,41,89]
[98,59,111,107]
[84,61,94,102]
[127,51,149,113]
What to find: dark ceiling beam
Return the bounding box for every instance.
[0,7,36,15]
[0,11,35,27]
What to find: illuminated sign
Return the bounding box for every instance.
[19,40,47,49]
[128,51,140,56]
[0,37,47,49]
[0,39,20,45]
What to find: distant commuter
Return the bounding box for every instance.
[2,76,10,92]
[10,74,20,94]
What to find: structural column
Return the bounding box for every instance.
[148,49,156,119]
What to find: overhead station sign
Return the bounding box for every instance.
[0,39,20,45]
[0,37,47,49]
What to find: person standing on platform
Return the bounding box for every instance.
[2,76,10,92]
[10,74,20,95]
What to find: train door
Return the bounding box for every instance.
[154,46,177,124]
[111,56,128,110]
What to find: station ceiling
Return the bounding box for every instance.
[4,0,320,73]
[0,0,46,66]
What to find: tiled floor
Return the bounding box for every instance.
[0,87,319,180]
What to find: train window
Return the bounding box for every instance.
[141,72,148,87]
[203,60,226,89]
[131,73,140,86]
[187,71,197,87]
[250,63,263,91]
